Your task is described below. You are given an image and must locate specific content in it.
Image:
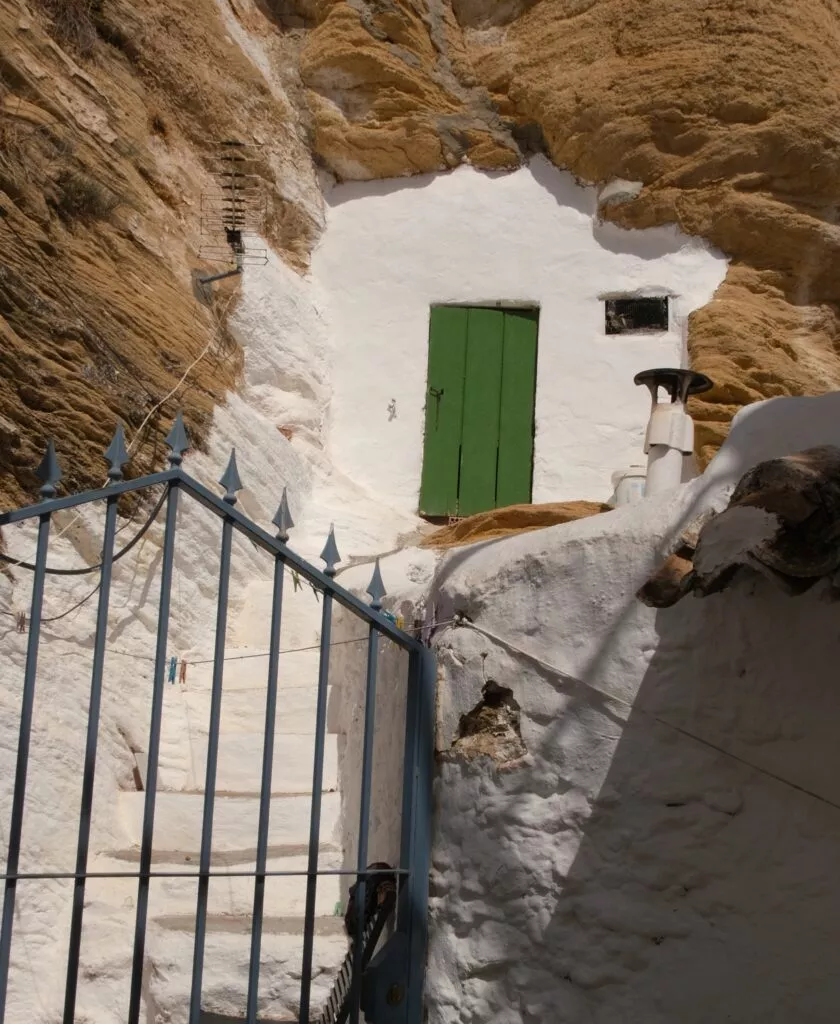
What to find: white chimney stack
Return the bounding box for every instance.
[634,368,713,497]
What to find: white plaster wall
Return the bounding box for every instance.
[224,246,425,562]
[0,301,338,1020]
[312,158,728,511]
[422,390,840,1024]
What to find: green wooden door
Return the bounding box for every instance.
[419,306,538,517]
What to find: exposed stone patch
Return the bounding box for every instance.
[451,679,526,764]
[597,177,643,214]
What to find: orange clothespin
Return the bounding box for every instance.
[179,659,188,686]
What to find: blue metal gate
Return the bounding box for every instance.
[0,415,434,1024]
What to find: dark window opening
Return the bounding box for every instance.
[605,297,669,335]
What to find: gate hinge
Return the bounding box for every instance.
[361,931,409,1024]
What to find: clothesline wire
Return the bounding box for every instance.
[453,617,840,817]
[6,605,452,667]
[96,616,454,668]
[180,617,452,667]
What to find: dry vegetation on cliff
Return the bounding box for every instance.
[0,0,318,504]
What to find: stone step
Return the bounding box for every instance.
[73,898,347,1023]
[155,732,338,796]
[145,924,348,1021]
[88,847,350,915]
[114,791,340,866]
[180,684,333,734]
[153,912,347,937]
[142,853,345,920]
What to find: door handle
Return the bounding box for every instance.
[429,387,444,428]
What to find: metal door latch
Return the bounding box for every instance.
[429,387,444,428]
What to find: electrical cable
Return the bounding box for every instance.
[0,486,167,576]
[0,487,169,624]
[40,584,101,625]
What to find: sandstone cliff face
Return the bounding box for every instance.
[297,0,521,176]
[2,0,839,502]
[0,0,320,504]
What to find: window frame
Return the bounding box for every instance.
[604,296,670,336]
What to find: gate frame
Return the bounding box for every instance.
[0,423,434,1024]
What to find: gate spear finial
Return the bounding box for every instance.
[165,411,190,467]
[35,439,62,500]
[367,558,386,611]
[320,524,340,577]
[272,487,294,543]
[219,449,243,505]
[104,423,130,483]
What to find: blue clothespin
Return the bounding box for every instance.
[168,656,177,684]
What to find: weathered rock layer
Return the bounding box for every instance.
[0,0,318,503]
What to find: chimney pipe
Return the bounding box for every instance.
[634,368,712,497]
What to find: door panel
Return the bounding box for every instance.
[419,305,538,518]
[496,309,538,507]
[419,306,468,516]
[458,308,505,517]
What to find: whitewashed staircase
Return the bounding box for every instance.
[105,583,349,1019]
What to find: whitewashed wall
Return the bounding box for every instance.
[312,158,728,511]
[422,392,840,1024]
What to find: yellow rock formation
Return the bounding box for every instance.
[0,0,317,504]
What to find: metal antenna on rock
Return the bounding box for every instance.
[198,140,268,287]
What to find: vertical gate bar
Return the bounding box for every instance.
[128,482,180,1024]
[63,494,120,1024]
[188,515,234,1024]
[397,650,419,926]
[399,647,435,1024]
[349,625,379,1024]
[0,512,52,1024]
[298,590,334,1024]
[245,554,285,1022]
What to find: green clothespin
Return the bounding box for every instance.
[168,656,177,684]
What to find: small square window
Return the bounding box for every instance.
[605,297,669,335]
